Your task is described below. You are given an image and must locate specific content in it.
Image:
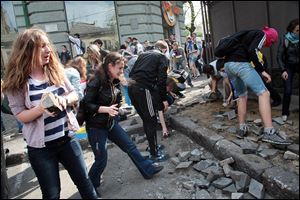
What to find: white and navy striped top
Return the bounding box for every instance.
[28,77,68,142]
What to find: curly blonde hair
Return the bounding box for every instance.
[2,27,64,94]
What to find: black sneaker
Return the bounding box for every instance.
[146,145,165,152]
[262,131,292,145]
[149,153,169,162]
[237,128,248,139]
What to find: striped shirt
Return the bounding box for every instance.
[28,77,67,142]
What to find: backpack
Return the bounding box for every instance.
[214,31,248,58]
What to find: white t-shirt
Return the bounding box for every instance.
[68,35,83,56]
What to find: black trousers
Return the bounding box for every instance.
[128,85,159,156]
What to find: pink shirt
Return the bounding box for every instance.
[6,77,78,148]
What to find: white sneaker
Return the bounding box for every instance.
[282,115,288,122]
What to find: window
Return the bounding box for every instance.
[64,1,119,52]
[1,1,17,34]
[1,1,18,77]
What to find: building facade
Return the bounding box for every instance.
[1,1,187,71]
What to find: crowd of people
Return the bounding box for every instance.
[1,18,298,198]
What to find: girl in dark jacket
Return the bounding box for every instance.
[84,52,164,196]
[277,18,299,122]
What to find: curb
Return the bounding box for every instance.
[170,115,299,199]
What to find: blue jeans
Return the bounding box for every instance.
[87,122,156,188]
[27,137,97,199]
[282,66,298,116]
[224,62,267,97]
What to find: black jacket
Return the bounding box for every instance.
[129,50,169,101]
[225,30,266,73]
[84,72,122,129]
[277,35,299,72]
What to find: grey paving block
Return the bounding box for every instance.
[262,166,299,199]
[248,178,265,199]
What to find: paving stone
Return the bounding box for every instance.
[170,157,180,166]
[222,183,237,194]
[195,189,212,199]
[211,123,227,131]
[278,131,288,140]
[212,177,233,189]
[262,166,299,199]
[207,185,216,193]
[231,192,244,199]
[258,149,279,159]
[287,144,299,155]
[190,148,202,156]
[272,122,280,130]
[285,120,293,125]
[227,126,237,134]
[176,161,193,169]
[224,110,236,120]
[182,181,195,190]
[248,124,263,135]
[202,165,223,177]
[194,178,210,189]
[136,135,146,143]
[222,164,233,177]
[283,151,299,160]
[233,139,258,154]
[272,117,285,125]
[219,157,234,166]
[257,143,272,152]
[206,166,225,182]
[242,193,256,199]
[193,159,215,172]
[215,114,225,121]
[245,136,259,142]
[229,170,250,193]
[178,151,191,162]
[213,188,230,199]
[248,178,265,199]
[231,153,272,181]
[189,155,201,162]
[253,118,262,125]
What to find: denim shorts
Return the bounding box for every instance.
[224,62,267,97]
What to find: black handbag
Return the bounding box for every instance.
[76,98,86,126]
